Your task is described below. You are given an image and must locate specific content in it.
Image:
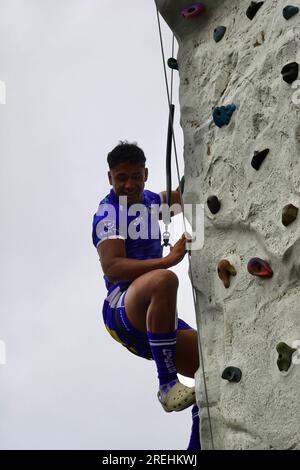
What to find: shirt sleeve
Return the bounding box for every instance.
[92,202,125,248]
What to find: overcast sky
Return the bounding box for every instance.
[0,0,197,450]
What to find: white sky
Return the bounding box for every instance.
[0,0,197,450]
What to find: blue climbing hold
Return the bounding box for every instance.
[213,104,236,128]
[214,26,226,43]
[246,1,264,20]
[283,5,299,20]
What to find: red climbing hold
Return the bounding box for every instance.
[181,3,206,19]
[247,258,273,278]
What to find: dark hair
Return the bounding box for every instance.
[107,141,146,169]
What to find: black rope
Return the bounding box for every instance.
[154,2,215,450]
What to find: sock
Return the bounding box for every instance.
[147,330,178,395]
[187,404,201,451]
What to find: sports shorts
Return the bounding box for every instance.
[102,286,193,360]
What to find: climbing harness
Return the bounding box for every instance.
[154,1,215,450]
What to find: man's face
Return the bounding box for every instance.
[108,161,148,205]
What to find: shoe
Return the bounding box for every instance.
[157,382,196,412]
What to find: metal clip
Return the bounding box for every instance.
[162,228,172,249]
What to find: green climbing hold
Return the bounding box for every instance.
[276,342,296,372]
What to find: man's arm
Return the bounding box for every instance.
[97,236,187,283]
[159,189,183,218]
[159,190,182,206]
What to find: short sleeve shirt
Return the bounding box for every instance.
[92,189,163,294]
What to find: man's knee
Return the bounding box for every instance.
[151,269,179,293]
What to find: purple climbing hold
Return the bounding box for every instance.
[247,258,273,278]
[251,148,269,171]
[213,104,236,128]
[246,1,264,20]
[281,62,299,84]
[181,3,206,19]
[207,195,221,214]
[282,204,298,226]
[283,5,299,20]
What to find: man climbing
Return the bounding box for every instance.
[92,141,201,450]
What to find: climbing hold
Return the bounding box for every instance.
[218,260,237,288]
[246,1,264,20]
[214,26,226,43]
[251,148,269,171]
[212,104,236,128]
[247,258,273,278]
[281,62,299,84]
[276,342,296,372]
[181,3,206,19]
[282,204,298,226]
[207,195,221,214]
[179,175,185,194]
[222,367,242,383]
[167,58,178,71]
[283,5,299,20]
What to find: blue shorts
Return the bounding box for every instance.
[102,286,193,360]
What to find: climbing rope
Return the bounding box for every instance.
[154,2,215,450]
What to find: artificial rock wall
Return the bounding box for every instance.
[155,0,300,450]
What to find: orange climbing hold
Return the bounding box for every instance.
[217,260,237,288]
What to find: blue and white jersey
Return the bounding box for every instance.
[92,189,163,294]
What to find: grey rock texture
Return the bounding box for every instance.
[155,0,300,449]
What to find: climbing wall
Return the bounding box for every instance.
[155,0,300,450]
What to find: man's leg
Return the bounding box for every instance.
[124,269,199,411]
[187,404,201,451]
[176,329,199,378]
[124,269,178,333]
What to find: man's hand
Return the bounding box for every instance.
[166,233,191,267]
